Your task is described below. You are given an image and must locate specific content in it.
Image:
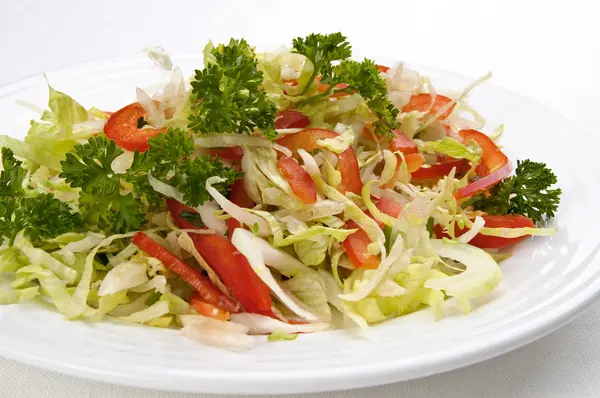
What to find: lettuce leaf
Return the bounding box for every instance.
[0,84,99,171]
[282,271,332,321]
[422,138,478,161]
[0,286,39,304]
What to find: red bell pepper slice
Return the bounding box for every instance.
[454,129,511,200]
[208,147,244,161]
[377,197,403,218]
[411,158,469,181]
[434,214,535,249]
[275,110,310,129]
[132,232,239,313]
[276,128,338,154]
[402,94,456,120]
[383,153,425,189]
[342,221,380,269]
[104,102,167,152]
[277,128,363,195]
[277,155,318,204]
[337,147,363,195]
[189,292,230,321]
[459,129,508,174]
[342,198,404,269]
[389,129,418,154]
[167,201,274,317]
[165,199,201,230]
[225,180,254,239]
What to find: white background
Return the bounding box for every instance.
[1,0,599,396]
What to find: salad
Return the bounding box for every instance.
[0,33,561,349]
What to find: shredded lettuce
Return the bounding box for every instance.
[422,138,479,161]
[232,229,319,321]
[119,300,170,324]
[15,238,78,284]
[66,232,137,319]
[0,286,39,304]
[206,176,270,236]
[0,84,98,170]
[312,173,384,250]
[282,271,332,321]
[268,330,299,342]
[338,238,407,302]
[316,125,354,154]
[98,260,149,297]
[16,265,72,312]
[294,236,329,266]
[144,46,173,70]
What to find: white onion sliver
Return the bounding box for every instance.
[205,177,270,236]
[273,143,293,158]
[231,313,331,334]
[181,325,255,351]
[196,201,227,236]
[297,149,320,176]
[136,87,162,127]
[458,216,485,243]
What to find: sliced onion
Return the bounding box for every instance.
[181,323,254,351]
[231,313,331,334]
[196,201,227,236]
[205,176,270,236]
[136,87,162,127]
[273,143,293,158]
[297,149,320,176]
[455,161,512,200]
[457,216,486,243]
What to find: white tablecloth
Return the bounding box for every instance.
[1,1,599,396]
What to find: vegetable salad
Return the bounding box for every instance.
[0,33,561,349]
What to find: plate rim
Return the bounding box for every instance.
[0,52,599,395]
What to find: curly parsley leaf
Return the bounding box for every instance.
[467,159,561,223]
[60,129,241,233]
[333,59,398,136]
[0,147,26,197]
[60,136,146,234]
[0,148,81,244]
[60,136,123,196]
[291,33,396,136]
[122,150,161,208]
[189,38,277,139]
[121,128,196,208]
[177,156,242,207]
[1,194,82,245]
[292,32,352,91]
[77,191,145,235]
[142,128,242,207]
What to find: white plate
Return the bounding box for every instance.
[0,53,599,395]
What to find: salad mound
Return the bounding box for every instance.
[0,33,561,349]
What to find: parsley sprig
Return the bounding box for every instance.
[293,33,397,136]
[292,32,352,93]
[60,129,241,234]
[61,137,146,234]
[333,59,399,136]
[0,147,81,245]
[188,39,277,139]
[466,159,562,223]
